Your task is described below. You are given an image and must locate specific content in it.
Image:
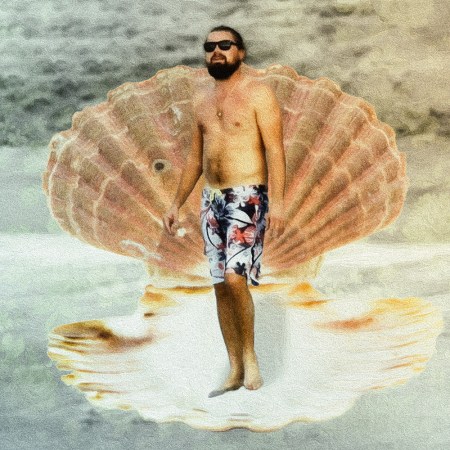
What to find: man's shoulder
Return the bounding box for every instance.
[245,79,277,108]
[246,80,273,96]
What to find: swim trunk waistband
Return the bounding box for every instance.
[204,184,268,201]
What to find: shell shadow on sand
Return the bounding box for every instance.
[48,282,443,431]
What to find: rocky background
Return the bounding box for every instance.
[1,0,449,241]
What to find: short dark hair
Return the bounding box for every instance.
[208,25,246,52]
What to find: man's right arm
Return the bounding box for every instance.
[163,120,203,234]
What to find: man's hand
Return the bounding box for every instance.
[266,206,285,239]
[163,205,179,235]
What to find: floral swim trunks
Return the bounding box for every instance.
[200,184,269,286]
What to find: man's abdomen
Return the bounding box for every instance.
[203,144,268,189]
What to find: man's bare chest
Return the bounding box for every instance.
[197,101,256,135]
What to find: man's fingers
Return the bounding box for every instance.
[163,215,170,233]
[163,214,176,234]
[170,220,179,234]
[267,218,285,238]
[271,226,280,238]
[163,207,180,236]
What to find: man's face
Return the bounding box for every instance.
[204,31,245,80]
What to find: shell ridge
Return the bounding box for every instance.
[273,204,383,267]
[266,160,391,264]
[274,93,371,254]
[98,179,163,238]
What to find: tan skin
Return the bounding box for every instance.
[163,31,286,396]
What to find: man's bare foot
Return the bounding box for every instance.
[243,354,263,390]
[208,371,244,398]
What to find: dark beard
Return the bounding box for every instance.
[206,59,241,80]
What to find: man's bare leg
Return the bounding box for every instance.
[224,273,263,391]
[208,282,245,397]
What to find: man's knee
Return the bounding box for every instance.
[213,281,228,298]
[224,272,247,291]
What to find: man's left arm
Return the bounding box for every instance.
[254,84,286,238]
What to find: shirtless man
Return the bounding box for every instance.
[163,25,286,397]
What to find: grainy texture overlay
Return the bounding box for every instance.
[1,0,449,448]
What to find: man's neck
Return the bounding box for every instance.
[214,68,243,90]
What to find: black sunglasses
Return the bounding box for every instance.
[203,40,239,52]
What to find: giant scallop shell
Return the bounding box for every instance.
[42,64,407,285]
[42,65,442,431]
